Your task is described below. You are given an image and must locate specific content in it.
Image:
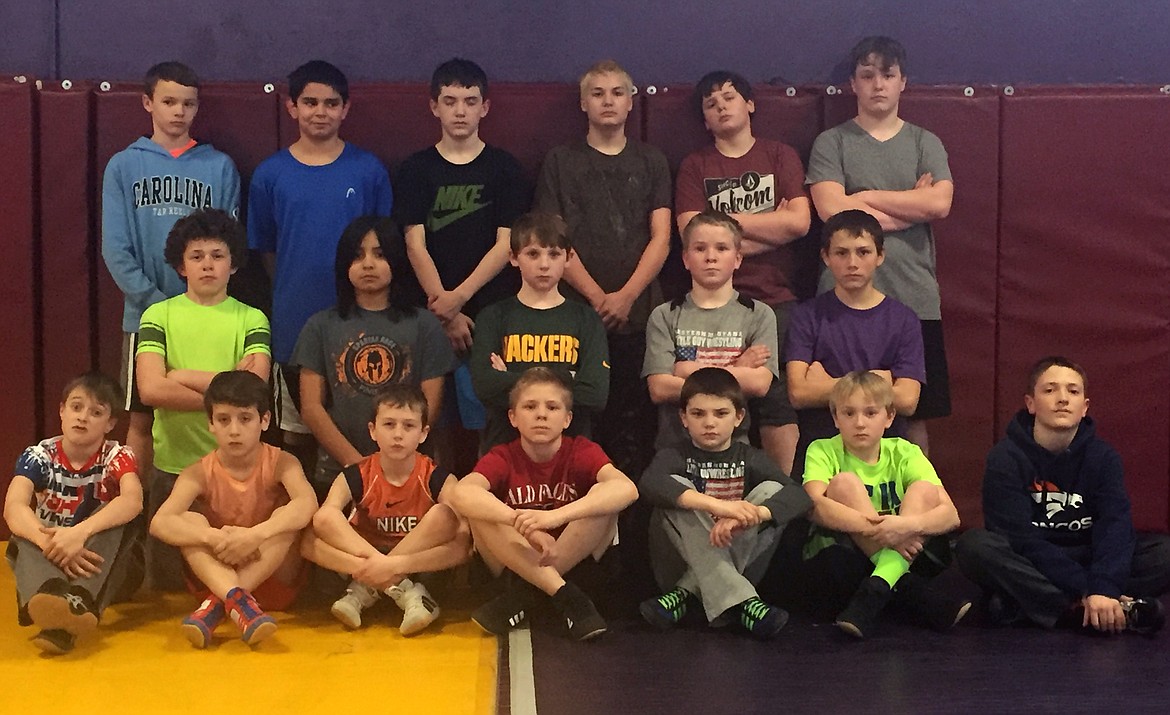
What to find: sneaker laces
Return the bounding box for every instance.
[740,598,771,628]
[656,589,690,618]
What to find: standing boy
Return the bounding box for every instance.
[249,60,393,446]
[785,209,924,479]
[675,71,811,475]
[642,210,778,453]
[301,384,470,636]
[800,371,967,639]
[4,373,143,655]
[150,371,316,648]
[470,212,610,451]
[640,367,810,640]
[806,37,953,452]
[102,61,240,482]
[956,357,1170,634]
[136,209,271,588]
[535,59,672,476]
[450,368,638,641]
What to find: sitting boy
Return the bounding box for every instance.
[956,357,1170,634]
[639,367,811,639]
[450,367,638,641]
[301,384,470,635]
[471,211,609,451]
[785,208,924,479]
[642,210,778,453]
[150,371,316,648]
[4,373,143,655]
[801,371,968,638]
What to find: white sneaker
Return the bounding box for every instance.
[331,581,380,629]
[387,578,440,636]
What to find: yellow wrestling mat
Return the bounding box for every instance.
[0,544,498,715]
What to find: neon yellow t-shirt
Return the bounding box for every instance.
[138,294,270,473]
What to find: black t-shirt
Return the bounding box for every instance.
[394,145,526,318]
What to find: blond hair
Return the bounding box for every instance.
[579,60,634,100]
[829,370,895,415]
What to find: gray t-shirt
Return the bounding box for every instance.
[534,139,672,332]
[291,306,455,480]
[806,120,952,320]
[642,292,779,450]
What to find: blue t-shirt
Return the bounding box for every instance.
[248,144,393,362]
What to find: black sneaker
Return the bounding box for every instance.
[894,572,972,631]
[31,628,75,655]
[471,571,536,636]
[27,579,98,635]
[836,576,893,639]
[1123,598,1165,635]
[639,587,693,630]
[985,591,1025,627]
[738,597,789,640]
[552,581,607,641]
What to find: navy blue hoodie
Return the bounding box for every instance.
[983,410,1135,598]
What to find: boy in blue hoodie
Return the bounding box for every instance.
[102,61,241,485]
[956,357,1170,634]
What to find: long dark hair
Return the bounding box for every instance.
[334,216,422,319]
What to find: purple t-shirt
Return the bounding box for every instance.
[785,290,925,476]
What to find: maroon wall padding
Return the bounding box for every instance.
[38,82,96,437]
[825,87,1003,525]
[0,81,39,538]
[998,89,1170,532]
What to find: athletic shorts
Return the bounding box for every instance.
[749,301,797,428]
[437,361,486,430]
[120,333,151,413]
[184,558,308,612]
[274,363,311,435]
[914,320,951,420]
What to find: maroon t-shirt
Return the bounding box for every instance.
[474,436,611,510]
[675,139,807,305]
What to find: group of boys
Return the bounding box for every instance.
[6,36,1169,656]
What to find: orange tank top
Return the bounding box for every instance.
[346,453,445,551]
[199,443,287,529]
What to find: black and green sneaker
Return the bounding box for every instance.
[639,587,693,630]
[739,597,789,640]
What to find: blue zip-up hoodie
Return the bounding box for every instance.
[102,136,240,332]
[983,410,1136,598]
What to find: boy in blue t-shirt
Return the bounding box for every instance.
[248,60,393,446]
[800,370,967,638]
[102,61,240,486]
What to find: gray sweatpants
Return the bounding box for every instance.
[648,478,784,622]
[7,523,141,617]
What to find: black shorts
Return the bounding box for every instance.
[749,301,797,428]
[914,320,951,420]
[120,333,151,414]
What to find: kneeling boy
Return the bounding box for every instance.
[4,373,143,655]
[956,357,1170,634]
[301,384,470,635]
[451,367,638,640]
[640,368,811,639]
[150,371,316,648]
[802,371,967,638]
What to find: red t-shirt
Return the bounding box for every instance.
[344,453,450,551]
[473,436,611,510]
[675,139,807,305]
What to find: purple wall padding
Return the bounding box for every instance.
[998,88,1170,532]
[824,87,1002,526]
[38,82,96,437]
[0,81,38,538]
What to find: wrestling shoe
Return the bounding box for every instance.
[1123,598,1166,635]
[181,595,226,649]
[738,597,789,640]
[639,587,693,630]
[27,578,98,635]
[552,581,607,641]
[387,578,441,636]
[331,581,380,630]
[836,576,893,639]
[894,572,972,631]
[472,571,536,636]
[225,587,277,646]
[31,629,75,655]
